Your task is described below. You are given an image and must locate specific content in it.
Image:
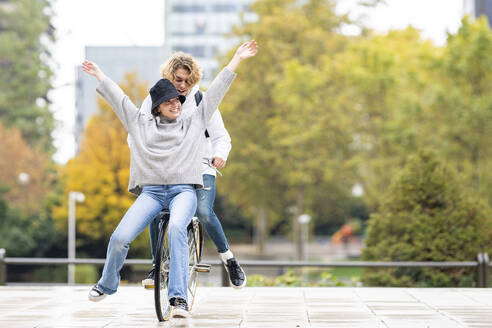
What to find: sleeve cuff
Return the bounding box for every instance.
[214,152,229,161]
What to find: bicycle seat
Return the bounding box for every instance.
[154,210,198,231]
[155,210,170,222]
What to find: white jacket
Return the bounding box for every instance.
[140,84,232,176]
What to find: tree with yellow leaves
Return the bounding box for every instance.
[0,121,58,257]
[53,72,150,258]
[0,122,52,213]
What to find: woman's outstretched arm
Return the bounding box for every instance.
[197,40,259,124]
[81,60,139,131]
[226,40,259,72]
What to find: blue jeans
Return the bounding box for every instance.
[96,184,197,302]
[149,174,229,262]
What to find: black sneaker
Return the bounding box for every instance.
[164,297,190,320]
[224,258,247,289]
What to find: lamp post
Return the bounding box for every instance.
[18,172,30,207]
[298,214,311,261]
[68,191,85,284]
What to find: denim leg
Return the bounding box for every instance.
[97,186,164,294]
[196,174,230,253]
[166,185,197,302]
[149,217,158,265]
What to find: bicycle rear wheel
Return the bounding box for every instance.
[154,218,170,322]
[187,217,203,311]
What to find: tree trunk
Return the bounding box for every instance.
[255,207,267,255]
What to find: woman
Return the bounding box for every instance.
[140,51,246,290]
[82,40,258,320]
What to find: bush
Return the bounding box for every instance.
[0,187,60,257]
[75,265,98,284]
[247,269,345,287]
[361,150,492,287]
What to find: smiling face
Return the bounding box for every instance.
[158,97,182,120]
[172,67,192,96]
[160,52,202,96]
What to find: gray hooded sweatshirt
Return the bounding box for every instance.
[96,68,236,195]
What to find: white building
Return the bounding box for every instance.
[164,0,257,83]
[74,0,257,149]
[74,46,164,149]
[464,0,492,25]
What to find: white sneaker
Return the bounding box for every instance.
[88,285,107,302]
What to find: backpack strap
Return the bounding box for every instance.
[195,90,209,138]
[194,90,203,106]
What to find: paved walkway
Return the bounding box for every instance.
[0,286,491,327]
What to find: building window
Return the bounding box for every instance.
[172,5,206,13]
[212,4,237,12]
[195,20,207,34]
[209,46,219,57]
[172,46,206,58]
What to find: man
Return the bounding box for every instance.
[141,51,246,289]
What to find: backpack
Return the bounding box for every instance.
[194,90,210,138]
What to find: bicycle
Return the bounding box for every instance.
[151,210,211,322]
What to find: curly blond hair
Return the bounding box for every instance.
[160,52,202,88]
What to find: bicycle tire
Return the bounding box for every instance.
[187,217,203,311]
[154,217,170,322]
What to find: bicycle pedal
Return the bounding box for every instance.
[195,264,211,272]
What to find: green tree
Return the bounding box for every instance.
[0,0,55,152]
[326,27,440,209]
[219,0,353,252]
[362,150,492,287]
[429,16,492,205]
[0,182,60,257]
[0,120,60,258]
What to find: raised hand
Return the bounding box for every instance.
[226,40,259,72]
[81,60,106,82]
[234,40,258,60]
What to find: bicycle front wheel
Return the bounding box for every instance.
[187,217,203,311]
[154,219,170,322]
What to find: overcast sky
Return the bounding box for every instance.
[49,0,464,164]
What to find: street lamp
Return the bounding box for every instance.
[68,191,85,285]
[18,172,30,206]
[298,214,311,261]
[18,172,30,185]
[352,183,364,197]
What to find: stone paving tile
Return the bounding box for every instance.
[1,286,492,327]
[437,307,492,328]
[460,289,492,306]
[382,320,465,328]
[310,323,385,328]
[355,288,417,302]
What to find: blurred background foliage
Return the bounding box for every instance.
[1,0,492,286]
